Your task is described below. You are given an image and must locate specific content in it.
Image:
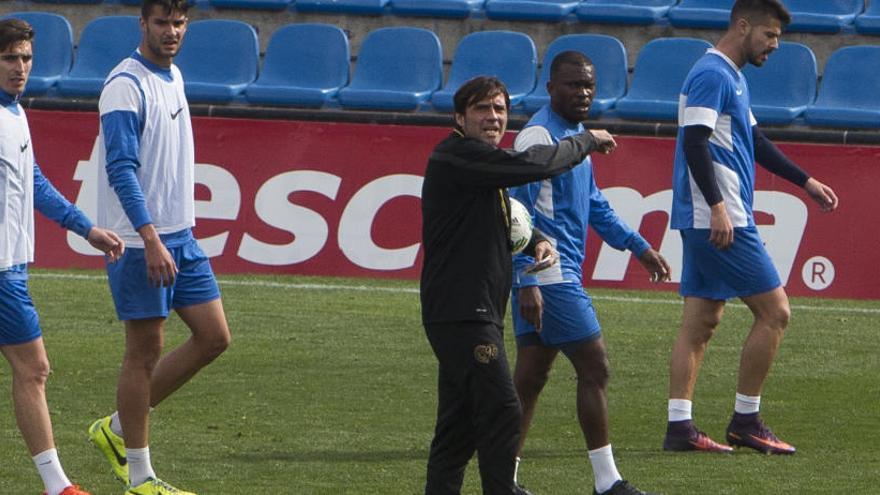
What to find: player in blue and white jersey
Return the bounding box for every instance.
[0,18,124,495]
[664,0,838,456]
[510,51,670,495]
[86,2,230,494]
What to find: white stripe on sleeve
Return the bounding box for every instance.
[682,106,719,129]
[514,125,553,152]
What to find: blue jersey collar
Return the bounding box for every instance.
[0,90,21,114]
[133,49,175,82]
[707,48,742,74]
[546,106,584,133]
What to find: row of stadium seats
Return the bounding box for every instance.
[6,11,880,128]
[18,0,880,34]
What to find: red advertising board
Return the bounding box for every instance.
[27,110,880,299]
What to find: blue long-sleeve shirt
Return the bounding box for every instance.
[0,90,92,278]
[33,162,93,238]
[510,106,649,287]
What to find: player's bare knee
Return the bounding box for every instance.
[688,315,720,344]
[702,311,724,332]
[15,358,51,388]
[775,303,791,328]
[197,328,230,362]
[758,305,790,333]
[577,360,609,390]
[517,368,550,396]
[534,368,551,389]
[682,326,715,349]
[123,345,162,372]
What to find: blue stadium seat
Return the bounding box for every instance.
[295,0,389,14]
[523,34,627,117]
[784,0,862,33]
[390,0,484,18]
[209,0,292,10]
[246,24,349,108]
[175,20,259,103]
[804,46,880,129]
[668,0,734,29]
[431,31,537,112]
[855,1,880,34]
[3,12,72,95]
[743,42,816,126]
[30,0,102,3]
[338,27,441,111]
[57,16,140,98]
[614,37,712,121]
[485,0,579,22]
[855,0,880,34]
[576,0,677,25]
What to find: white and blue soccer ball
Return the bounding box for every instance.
[509,197,533,255]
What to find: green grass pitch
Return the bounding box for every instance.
[1,269,877,494]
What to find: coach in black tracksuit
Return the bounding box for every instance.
[420,76,615,495]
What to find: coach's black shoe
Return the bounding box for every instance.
[514,484,535,495]
[594,479,657,495]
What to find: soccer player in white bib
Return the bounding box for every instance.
[509,51,670,495]
[0,18,125,495]
[663,0,838,455]
[87,1,231,494]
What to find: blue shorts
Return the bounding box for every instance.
[512,282,601,348]
[0,274,41,345]
[107,231,220,321]
[679,227,781,301]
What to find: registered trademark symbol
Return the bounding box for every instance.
[801,256,834,291]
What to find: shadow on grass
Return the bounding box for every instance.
[229,448,427,463]
[522,448,671,460]
[229,446,673,465]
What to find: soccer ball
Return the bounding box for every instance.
[508,197,533,255]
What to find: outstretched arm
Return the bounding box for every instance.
[435,130,605,189]
[33,163,125,261]
[33,162,93,238]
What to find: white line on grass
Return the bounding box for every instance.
[31,272,880,315]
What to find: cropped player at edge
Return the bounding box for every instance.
[509,51,669,495]
[88,1,231,494]
[664,0,838,455]
[0,18,125,495]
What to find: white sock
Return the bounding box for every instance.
[109,411,124,437]
[588,444,622,494]
[110,406,153,438]
[33,448,72,495]
[127,447,157,487]
[734,393,761,415]
[668,399,693,422]
[513,456,521,484]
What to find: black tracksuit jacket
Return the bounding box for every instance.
[420,129,600,328]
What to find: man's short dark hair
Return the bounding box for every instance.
[453,76,510,116]
[549,50,594,80]
[142,0,190,19]
[0,18,34,53]
[730,0,791,28]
